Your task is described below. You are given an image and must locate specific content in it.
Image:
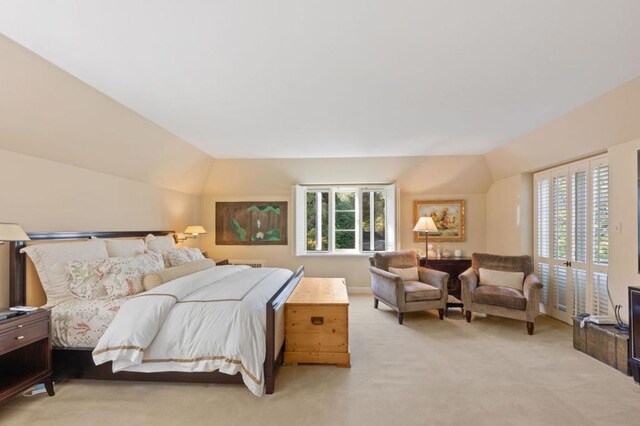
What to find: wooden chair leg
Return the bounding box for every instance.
[465,310,472,323]
[527,322,534,335]
[397,312,404,325]
[438,308,444,320]
[374,298,379,309]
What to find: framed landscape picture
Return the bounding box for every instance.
[215,201,288,245]
[413,199,465,242]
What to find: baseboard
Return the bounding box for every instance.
[347,287,372,295]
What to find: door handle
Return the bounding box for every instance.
[564,261,572,267]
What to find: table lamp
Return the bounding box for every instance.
[0,223,30,244]
[413,217,438,267]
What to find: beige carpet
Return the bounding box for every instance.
[2,295,639,426]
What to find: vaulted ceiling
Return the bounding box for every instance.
[1,1,639,160]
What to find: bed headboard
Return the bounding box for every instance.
[9,230,174,307]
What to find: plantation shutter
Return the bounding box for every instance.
[592,163,609,266]
[552,174,568,311]
[571,169,588,315]
[592,272,609,315]
[535,177,551,306]
[591,160,609,315]
[295,185,307,256]
[384,184,397,251]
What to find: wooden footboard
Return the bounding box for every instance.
[264,266,304,394]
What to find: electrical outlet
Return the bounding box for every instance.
[613,222,622,234]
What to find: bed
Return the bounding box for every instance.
[8,230,304,395]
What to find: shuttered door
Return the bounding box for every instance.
[533,155,610,324]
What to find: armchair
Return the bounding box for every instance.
[369,250,449,324]
[460,253,543,335]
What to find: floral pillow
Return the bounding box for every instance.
[67,251,164,299]
[68,258,111,299]
[163,248,205,267]
[102,251,165,298]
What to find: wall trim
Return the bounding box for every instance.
[347,287,372,295]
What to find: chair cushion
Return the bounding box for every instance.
[404,281,442,302]
[389,266,419,282]
[478,268,524,291]
[372,250,418,272]
[472,253,533,276]
[472,285,526,310]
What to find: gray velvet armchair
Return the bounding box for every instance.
[460,253,543,335]
[369,250,449,324]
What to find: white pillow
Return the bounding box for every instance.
[21,240,109,307]
[145,234,176,254]
[163,248,205,267]
[91,237,146,257]
[388,266,419,282]
[479,268,525,291]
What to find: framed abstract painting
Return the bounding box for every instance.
[413,199,465,242]
[215,202,288,245]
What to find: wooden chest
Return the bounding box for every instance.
[573,317,630,375]
[284,277,350,367]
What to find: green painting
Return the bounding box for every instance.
[216,202,288,245]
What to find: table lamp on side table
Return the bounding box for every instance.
[0,223,30,244]
[413,217,438,268]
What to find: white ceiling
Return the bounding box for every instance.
[1,1,639,159]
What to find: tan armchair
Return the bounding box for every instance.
[369,250,449,324]
[460,253,543,335]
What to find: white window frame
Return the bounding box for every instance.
[295,184,397,256]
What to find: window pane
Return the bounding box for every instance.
[321,192,328,250]
[373,191,385,250]
[335,231,355,249]
[306,193,316,250]
[362,193,371,250]
[306,191,329,251]
[335,212,355,230]
[335,192,355,210]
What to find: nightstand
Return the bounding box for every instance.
[0,309,54,404]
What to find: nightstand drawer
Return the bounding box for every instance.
[0,318,48,354]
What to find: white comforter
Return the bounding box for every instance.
[93,265,293,396]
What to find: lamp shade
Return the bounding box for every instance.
[0,223,30,241]
[413,217,438,233]
[184,225,207,236]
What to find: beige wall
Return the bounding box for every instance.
[608,138,640,323]
[485,76,640,181]
[0,148,200,307]
[485,174,533,256]
[201,156,492,288]
[0,34,213,195]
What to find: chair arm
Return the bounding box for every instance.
[369,266,405,309]
[523,273,543,300]
[459,267,478,307]
[418,267,449,290]
[419,267,449,303]
[523,273,543,319]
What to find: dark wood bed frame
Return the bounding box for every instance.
[9,230,304,395]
